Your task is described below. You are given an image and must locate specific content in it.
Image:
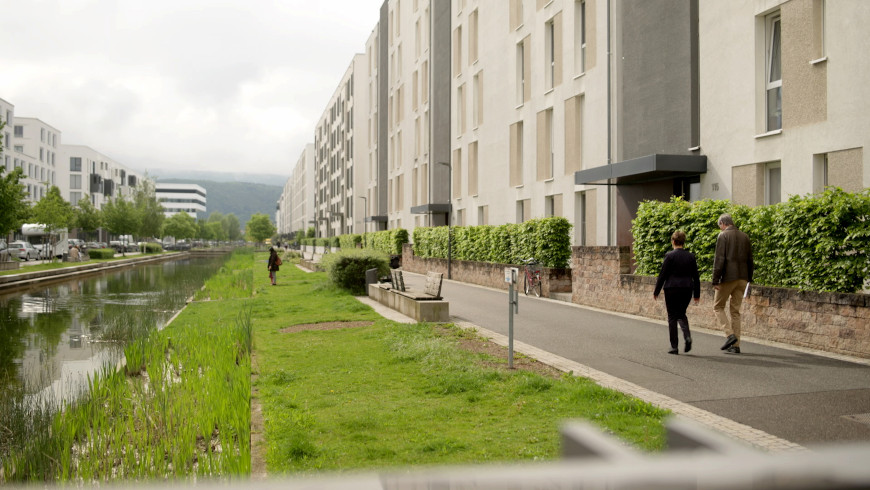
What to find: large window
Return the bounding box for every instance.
[546,20,556,89]
[14,125,23,137]
[70,156,82,172]
[70,174,82,190]
[766,13,782,131]
[575,0,586,74]
[765,162,781,205]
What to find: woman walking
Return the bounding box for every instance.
[653,230,701,354]
[267,247,280,286]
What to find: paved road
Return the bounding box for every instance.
[403,272,870,447]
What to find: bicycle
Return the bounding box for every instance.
[522,258,542,297]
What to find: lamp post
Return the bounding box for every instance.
[437,161,452,279]
[358,196,367,248]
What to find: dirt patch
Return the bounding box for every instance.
[434,326,564,379]
[280,321,375,334]
[250,351,267,480]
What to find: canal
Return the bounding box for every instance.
[0,255,228,401]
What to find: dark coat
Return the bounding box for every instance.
[712,225,753,285]
[268,252,280,272]
[654,248,701,298]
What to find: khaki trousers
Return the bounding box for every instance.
[713,279,748,347]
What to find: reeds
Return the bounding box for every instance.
[1,249,254,483]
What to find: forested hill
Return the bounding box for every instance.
[157,178,282,228]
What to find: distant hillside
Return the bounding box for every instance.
[157,178,282,228]
[148,168,287,186]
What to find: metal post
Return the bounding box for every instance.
[507,268,519,369]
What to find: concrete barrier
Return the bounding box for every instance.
[367,283,449,322]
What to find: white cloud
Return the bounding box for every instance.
[1,0,383,177]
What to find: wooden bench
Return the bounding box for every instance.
[369,270,449,322]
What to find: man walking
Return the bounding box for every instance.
[712,214,753,354]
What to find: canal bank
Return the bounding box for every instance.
[0,249,232,294]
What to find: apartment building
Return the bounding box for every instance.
[8,117,62,204]
[155,183,207,219]
[313,54,370,238]
[275,143,315,235]
[699,0,869,205]
[1,98,13,172]
[60,145,144,210]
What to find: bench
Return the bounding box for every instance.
[369,270,449,322]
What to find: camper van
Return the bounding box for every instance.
[22,224,69,259]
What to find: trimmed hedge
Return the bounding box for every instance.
[361,229,409,255]
[631,188,870,293]
[142,243,162,253]
[339,234,362,250]
[320,249,391,294]
[88,248,116,259]
[412,217,572,268]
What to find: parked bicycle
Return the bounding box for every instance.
[522,258,542,297]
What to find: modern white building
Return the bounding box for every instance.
[8,117,61,204]
[290,144,316,235]
[1,98,14,172]
[313,54,371,238]
[60,144,144,210]
[155,183,207,219]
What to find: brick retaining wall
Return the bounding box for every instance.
[401,244,571,297]
[572,247,870,359]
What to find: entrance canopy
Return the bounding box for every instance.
[575,154,707,185]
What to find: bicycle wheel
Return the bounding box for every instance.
[532,275,542,297]
[523,274,531,295]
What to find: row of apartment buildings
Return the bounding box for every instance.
[1,96,209,228]
[1,97,145,212]
[277,0,868,248]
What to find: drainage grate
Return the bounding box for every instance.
[842,413,870,426]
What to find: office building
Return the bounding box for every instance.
[155,183,207,219]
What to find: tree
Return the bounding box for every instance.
[31,186,75,260]
[306,226,315,238]
[102,197,141,256]
[246,213,276,245]
[206,221,227,241]
[223,213,242,241]
[75,195,103,239]
[162,211,197,241]
[134,179,165,242]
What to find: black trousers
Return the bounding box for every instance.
[664,287,693,349]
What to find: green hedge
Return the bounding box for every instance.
[142,243,162,253]
[360,229,409,255]
[88,248,116,259]
[320,249,391,294]
[631,188,870,293]
[339,234,362,249]
[412,217,572,268]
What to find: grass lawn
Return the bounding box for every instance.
[253,256,669,475]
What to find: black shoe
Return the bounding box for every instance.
[725,346,741,354]
[684,337,692,353]
[721,334,738,350]
[668,348,679,355]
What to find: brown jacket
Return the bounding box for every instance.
[712,225,753,285]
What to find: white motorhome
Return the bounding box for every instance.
[22,224,69,259]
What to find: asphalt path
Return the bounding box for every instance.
[403,272,870,447]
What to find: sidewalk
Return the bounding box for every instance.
[377,271,870,451]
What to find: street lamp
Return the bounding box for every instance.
[358,196,368,248]
[437,161,452,280]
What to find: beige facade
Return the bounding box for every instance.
[700,0,870,206]
[313,53,370,237]
[288,143,315,235]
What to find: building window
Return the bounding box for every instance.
[456,84,466,135]
[516,40,525,105]
[575,0,586,74]
[70,174,82,190]
[468,141,478,195]
[469,9,479,63]
[478,205,488,225]
[70,157,82,172]
[510,121,524,187]
[537,109,554,180]
[453,25,463,75]
[452,147,462,199]
[14,125,23,137]
[766,13,782,131]
[70,192,82,204]
[765,162,781,205]
[546,20,556,89]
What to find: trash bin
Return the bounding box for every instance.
[389,254,401,269]
[365,268,378,287]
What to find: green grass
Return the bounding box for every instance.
[254,259,668,474]
[0,252,174,276]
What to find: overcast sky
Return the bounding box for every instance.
[1,0,383,178]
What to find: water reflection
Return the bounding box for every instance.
[0,257,226,401]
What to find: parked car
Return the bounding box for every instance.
[86,242,100,250]
[0,240,10,261]
[9,241,38,261]
[33,244,49,260]
[68,238,86,250]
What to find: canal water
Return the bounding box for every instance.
[0,256,227,402]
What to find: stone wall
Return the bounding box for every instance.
[402,244,571,296]
[572,247,870,359]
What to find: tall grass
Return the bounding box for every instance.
[0,249,254,484]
